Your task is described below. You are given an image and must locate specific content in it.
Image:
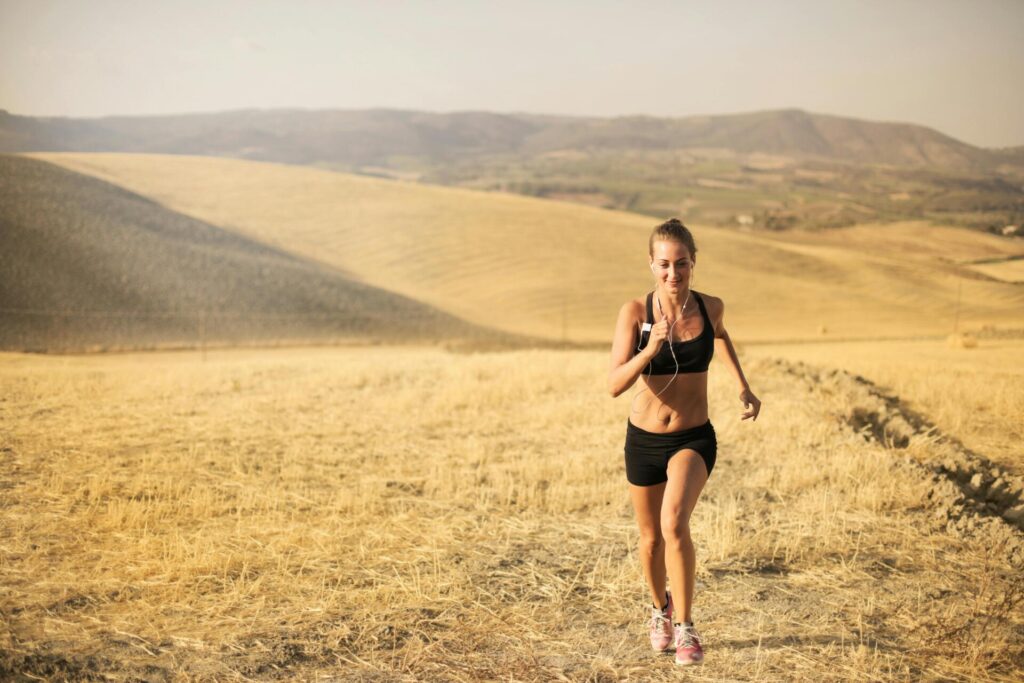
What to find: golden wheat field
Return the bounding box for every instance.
[31,154,1024,343]
[745,338,1024,476]
[2,344,1022,681]
[4,152,1023,681]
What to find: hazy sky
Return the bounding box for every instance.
[2,0,1023,147]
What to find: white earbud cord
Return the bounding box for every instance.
[630,288,689,419]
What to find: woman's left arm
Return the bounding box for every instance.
[709,296,761,421]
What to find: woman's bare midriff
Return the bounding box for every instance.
[629,370,709,433]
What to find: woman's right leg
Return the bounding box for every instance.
[661,450,708,624]
[629,481,668,608]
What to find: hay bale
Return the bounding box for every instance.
[946,332,978,349]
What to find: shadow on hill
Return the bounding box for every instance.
[0,155,547,354]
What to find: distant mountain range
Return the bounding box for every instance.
[4,107,1022,232]
[2,107,1022,171]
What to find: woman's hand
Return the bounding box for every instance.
[739,387,761,421]
[645,317,674,356]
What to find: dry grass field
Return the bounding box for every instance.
[0,155,512,354]
[745,338,1024,477]
[2,345,1022,681]
[31,154,1024,344]
[5,152,1022,681]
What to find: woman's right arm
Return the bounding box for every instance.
[608,301,658,397]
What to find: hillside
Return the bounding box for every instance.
[33,153,1024,344]
[0,109,1007,169]
[0,155,510,353]
[5,108,1021,232]
[0,107,1008,170]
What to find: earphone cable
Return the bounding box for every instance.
[630,288,688,418]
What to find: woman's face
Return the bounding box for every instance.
[650,240,694,292]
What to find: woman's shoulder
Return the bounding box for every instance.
[617,294,647,322]
[695,290,724,315]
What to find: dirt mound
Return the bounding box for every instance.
[764,357,1024,561]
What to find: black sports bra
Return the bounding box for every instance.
[635,290,714,375]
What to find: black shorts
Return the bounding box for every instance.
[624,419,717,486]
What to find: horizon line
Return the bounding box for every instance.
[2,105,1021,151]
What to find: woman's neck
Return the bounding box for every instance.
[656,285,692,318]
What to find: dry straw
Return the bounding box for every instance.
[2,345,1022,680]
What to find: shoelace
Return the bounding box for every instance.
[648,609,671,631]
[675,625,701,648]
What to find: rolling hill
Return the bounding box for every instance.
[0,107,1011,171]
[0,155,514,353]
[31,153,1024,345]
[5,108,1021,232]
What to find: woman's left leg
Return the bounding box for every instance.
[660,450,708,624]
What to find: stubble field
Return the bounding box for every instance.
[745,338,1024,475]
[30,154,1024,344]
[2,344,1022,681]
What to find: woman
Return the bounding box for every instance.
[607,218,760,666]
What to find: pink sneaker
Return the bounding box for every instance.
[674,622,704,665]
[647,591,673,651]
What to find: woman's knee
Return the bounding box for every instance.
[638,528,665,554]
[661,514,692,545]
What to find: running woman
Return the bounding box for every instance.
[607,218,761,666]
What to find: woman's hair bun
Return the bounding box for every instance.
[649,218,697,258]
